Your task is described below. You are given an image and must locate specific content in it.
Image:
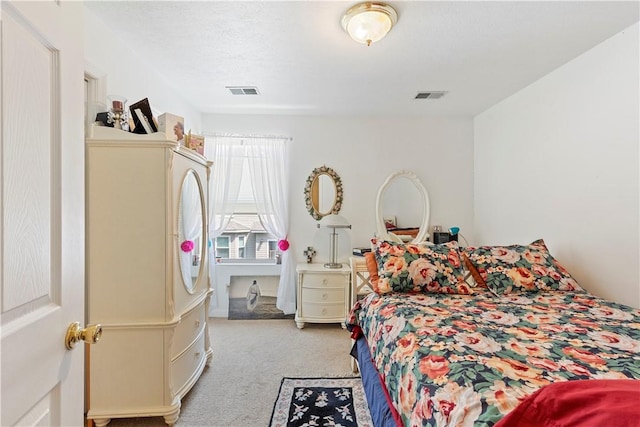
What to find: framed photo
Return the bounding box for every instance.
[185,132,205,155]
[158,113,185,144]
[129,98,158,134]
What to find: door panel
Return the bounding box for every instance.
[2,3,55,318]
[14,390,59,427]
[1,1,85,426]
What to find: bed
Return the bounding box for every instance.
[347,238,640,427]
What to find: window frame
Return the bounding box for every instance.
[215,236,230,259]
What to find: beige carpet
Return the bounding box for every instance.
[101,319,355,427]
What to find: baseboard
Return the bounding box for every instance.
[209,308,228,318]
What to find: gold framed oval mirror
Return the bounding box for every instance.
[304,165,343,221]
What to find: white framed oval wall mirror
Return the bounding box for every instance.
[177,169,206,293]
[304,165,343,220]
[375,170,431,244]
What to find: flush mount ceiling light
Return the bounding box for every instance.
[341,2,398,46]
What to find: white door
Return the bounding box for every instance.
[1,1,87,426]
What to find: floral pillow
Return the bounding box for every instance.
[373,239,472,295]
[462,239,583,295]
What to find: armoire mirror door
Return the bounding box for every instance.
[178,170,205,292]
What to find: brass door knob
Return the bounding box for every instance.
[65,322,102,350]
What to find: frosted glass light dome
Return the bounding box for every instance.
[342,2,398,46]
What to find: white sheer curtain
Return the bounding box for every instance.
[204,134,294,315]
[205,138,244,309]
[246,139,295,314]
[179,174,202,288]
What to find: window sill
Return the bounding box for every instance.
[214,263,282,278]
[216,259,280,266]
[216,262,280,266]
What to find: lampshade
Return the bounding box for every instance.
[341,2,398,46]
[318,214,351,229]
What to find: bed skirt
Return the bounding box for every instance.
[352,336,402,427]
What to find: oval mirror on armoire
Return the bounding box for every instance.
[178,169,205,293]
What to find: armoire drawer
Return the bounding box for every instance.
[171,304,206,359]
[172,329,206,394]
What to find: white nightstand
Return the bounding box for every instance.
[295,263,351,329]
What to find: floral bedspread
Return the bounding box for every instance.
[348,289,640,427]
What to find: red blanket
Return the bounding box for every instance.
[495,379,640,427]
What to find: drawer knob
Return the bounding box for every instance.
[322,308,327,315]
[322,279,328,285]
[322,293,328,300]
[195,351,201,359]
[195,320,201,328]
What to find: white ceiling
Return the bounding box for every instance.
[84,1,639,117]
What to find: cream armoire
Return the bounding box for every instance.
[86,126,213,426]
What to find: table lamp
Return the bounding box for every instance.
[318,214,351,268]
[448,226,469,246]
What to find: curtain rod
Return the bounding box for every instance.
[203,132,292,141]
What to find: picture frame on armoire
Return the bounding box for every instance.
[185,132,205,156]
[129,98,158,134]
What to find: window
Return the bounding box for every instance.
[238,235,246,259]
[217,159,278,263]
[208,134,294,313]
[268,240,277,259]
[216,236,230,259]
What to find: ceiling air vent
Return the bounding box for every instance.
[415,91,447,100]
[227,86,260,95]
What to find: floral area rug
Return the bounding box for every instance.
[269,377,373,427]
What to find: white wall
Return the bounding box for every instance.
[201,114,475,264]
[474,23,639,307]
[83,7,201,132]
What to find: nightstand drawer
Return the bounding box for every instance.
[301,301,345,319]
[301,273,348,289]
[301,288,345,304]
